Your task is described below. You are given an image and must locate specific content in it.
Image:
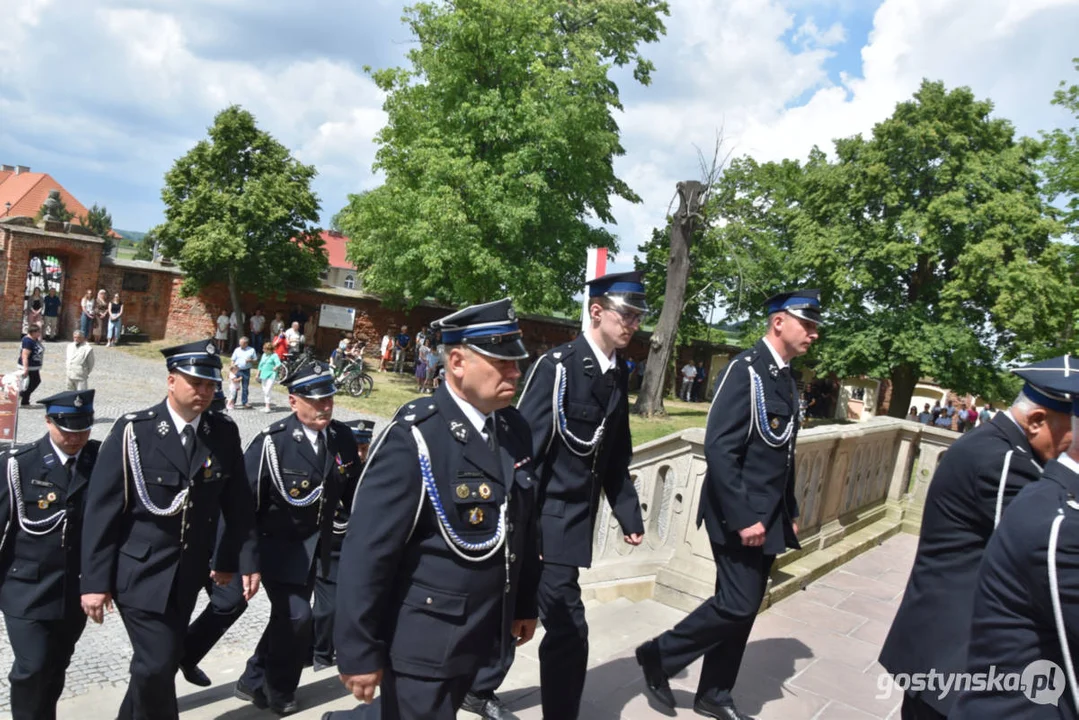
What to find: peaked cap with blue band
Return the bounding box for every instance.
[161,339,223,381]
[764,289,823,325]
[586,270,648,314]
[433,297,529,361]
[38,389,95,432]
[345,419,375,444]
[1012,354,1079,415]
[284,360,337,399]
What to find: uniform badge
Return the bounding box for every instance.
[468,507,484,525]
[770,417,780,430]
[289,487,300,498]
[46,492,57,502]
[206,343,216,355]
[404,414,416,422]
[301,480,310,489]
[553,352,562,359]
[74,396,83,408]
[157,421,170,437]
[478,483,492,500]
[43,453,56,468]
[125,413,138,420]
[456,484,471,499]
[38,499,49,510]
[201,422,210,435]
[450,421,468,443]
[768,363,778,378]
[292,429,304,442]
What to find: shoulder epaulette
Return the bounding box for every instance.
[394,398,438,426]
[1,443,34,459]
[122,409,158,422]
[547,342,576,363]
[740,347,760,363]
[262,422,289,436]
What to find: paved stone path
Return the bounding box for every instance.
[0,341,386,715]
[0,341,918,719]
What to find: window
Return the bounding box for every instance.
[121,272,150,292]
[344,275,355,290]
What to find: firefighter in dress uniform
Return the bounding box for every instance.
[328,298,541,720]
[234,360,361,715]
[636,289,821,720]
[80,340,261,720]
[0,390,98,720]
[464,272,648,720]
[951,356,1079,719]
[879,357,1076,719]
[310,418,375,672]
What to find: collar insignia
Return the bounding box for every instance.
[292,429,304,442]
[450,420,469,443]
[769,363,778,378]
[582,356,595,377]
[157,421,170,437]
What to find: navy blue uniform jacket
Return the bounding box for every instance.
[80,401,258,617]
[518,334,643,568]
[951,459,1079,719]
[0,436,99,619]
[879,411,1043,714]
[697,339,800,555]
[334,385,540,680]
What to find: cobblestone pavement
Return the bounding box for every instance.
[0,340,389,714]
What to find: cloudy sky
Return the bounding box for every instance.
[2,0,1077,274]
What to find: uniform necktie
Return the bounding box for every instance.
[315,431,327,468]
[484,415,499,455]
[181,425,196,465]
[65,457,76,482]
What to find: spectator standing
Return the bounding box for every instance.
[303,312,318,351]
[25,287,44,334]
[273,330,289,360]
[284,322,304,355]
[93,290,109,345]
[258,342,282,412]
[249,309,266,353]
[680,361,697,401]
[378,329,392,372]
[106,293,123,347]
[225,364,242,411]
[269,311,285,340]
[978,403,993,426]
[414,338,429,391]
[918,403,932,425]
[230,337,257,409]
[288,304,307,328]
[906,406,919,422]
[65,330,95,391]
[80,290,95,338]
[17,325,45,406]
[693,362,706,402]
[393,324,409,373]
[43,287,61,340]
[215,309,229,353]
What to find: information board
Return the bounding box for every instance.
[320,303,356,331]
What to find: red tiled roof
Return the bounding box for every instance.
[0,168,120,238]
[319,230,356,270]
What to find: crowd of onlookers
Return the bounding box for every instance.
[907,399,994,432]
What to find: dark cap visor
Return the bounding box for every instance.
[465,336,529,361]
[49,414,94,432]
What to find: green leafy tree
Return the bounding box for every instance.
[132,229,157,261]
[154,105,325,323]
[337,0,669,311]
[1041,58,1079,350]
[705,80,1066,416]
[80,203,114,254]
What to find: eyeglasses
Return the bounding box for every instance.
[610,308,643,327]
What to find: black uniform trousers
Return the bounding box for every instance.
[900,693,947,720]
[327,668,478,720]
[240,574,316,704]
[655,544,774,704]
[181,573,248,668]
[116,601,189,720]
[311,570,336,664]
[5,612,87,720]
[536,562,589,720]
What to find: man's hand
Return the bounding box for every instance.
[341,670,383,704]
[512,619,537,646]
[792,522,799,537]
[81,592,113,624]
[738,522,766,548]
[623,533,644,546]
[211,570,232,586]
[242,573,261,601]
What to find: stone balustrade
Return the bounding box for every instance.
[579,417,958,611]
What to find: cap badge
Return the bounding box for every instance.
[456,484,471,499]
[313,364,323,376]
[73,396,83,408]
[157,421,170,437]
[468,507,485,525]
[205,343,216,355]
[507,307,516,321]
[478,483,492,500]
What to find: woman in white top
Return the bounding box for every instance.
[379,331,393,372]
[215,310,229,352]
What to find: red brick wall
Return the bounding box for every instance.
[96,264,178,339]
[0,225,105,339]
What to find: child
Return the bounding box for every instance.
[258,341,282,412]
[225,364,242,411]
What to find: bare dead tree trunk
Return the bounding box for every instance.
[634,180,704,418]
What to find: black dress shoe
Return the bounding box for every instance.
[179,663,212,687]
[694,696,753,720]
[270,696,299,716]
[635,640,675,709]
[234,679,269,709]
[313,656,334,672]
[461,690,510,719]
